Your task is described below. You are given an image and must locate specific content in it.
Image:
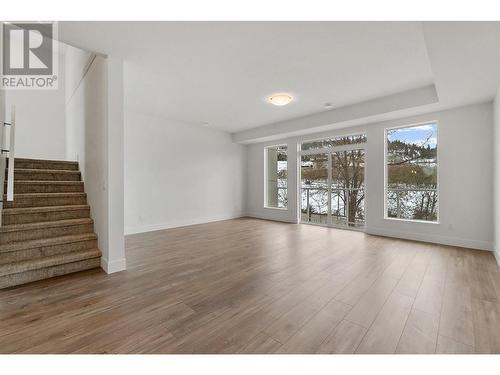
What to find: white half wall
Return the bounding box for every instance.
[65,51,126,274]
[247,102,494,251]
[124,110,246,234]
[494,87,500,265]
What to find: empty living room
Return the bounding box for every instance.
[2,1,500,373]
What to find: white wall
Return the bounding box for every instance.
[0,90,5,130]
[494,88,500,264]
[247,102,494,251]
[5,47,66,160]
[124,110,246,234]
[65,50,126,273]
[65,45,94,105]
[64,45,93,162]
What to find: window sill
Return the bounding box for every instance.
[264,206,289,211]
[384,217,440,225]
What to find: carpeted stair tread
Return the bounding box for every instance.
[4,192,87,199]
[2,204,91,224]
[8,168,81,174]
[10,158,79,171]
[0,232,97,253]
[8,168,82,181]
[0,218,93,233]
[4,192,87,198]
[3,192,88,208]
[3,204,90,215]
[4,180,84,193]
[0,258,101,289]
[13,157,78,165]
[5,180,83,185]
[0,248,102,276]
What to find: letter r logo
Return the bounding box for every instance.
[2,22,53,75]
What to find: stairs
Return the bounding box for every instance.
[0,158,102,289]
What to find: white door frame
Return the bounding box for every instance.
[298,142,367,231]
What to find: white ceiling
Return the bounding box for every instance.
[422,22,500,106]
[58,21,500,138]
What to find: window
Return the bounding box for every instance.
[386,122,438,222]
[301,134,367,151]
[265,145,287,209]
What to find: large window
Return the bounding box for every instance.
[265,145,287,209]
[386,122,438,222]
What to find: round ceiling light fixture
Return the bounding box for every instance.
[268,93,293,106]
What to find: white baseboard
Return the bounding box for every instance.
[366,227,493,251]
[101,257,127,274]
[125,213,244,235]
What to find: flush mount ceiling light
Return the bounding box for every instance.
[268,93,293,106]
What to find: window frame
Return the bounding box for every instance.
[383,120,440,224]
[298,135,367,230]
[264,143,289,211]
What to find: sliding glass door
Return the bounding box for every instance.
[300,136,366,230]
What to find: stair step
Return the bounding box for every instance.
[1,205,90,225]
[10,158,79,171]
[0,218,94,245]
[0,257,101,289]
[8,168,81,181]
[4,180,84,193]
[3,193,88,208]
[0,232,97,253]
[0,233,98,264]
[0,248,102,277]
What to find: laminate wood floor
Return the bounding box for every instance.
[1,218,500,354]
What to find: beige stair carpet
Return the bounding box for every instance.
[0,158,102,289]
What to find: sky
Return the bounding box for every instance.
[387,123,437,148]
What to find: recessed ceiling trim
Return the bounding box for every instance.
[233,84,439,144]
